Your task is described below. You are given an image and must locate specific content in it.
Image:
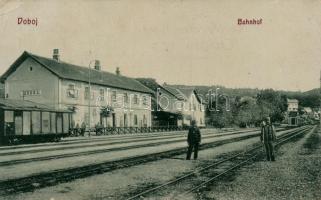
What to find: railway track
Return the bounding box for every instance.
[0,129,260,157]
[0,128,246,151]
[0,127,295,196]
[125,126,313,200]
[0,130,262,166]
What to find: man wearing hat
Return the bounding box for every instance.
[260,117,277,161]
[186,120,201,160]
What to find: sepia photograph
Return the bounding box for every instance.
[0,0,321,199]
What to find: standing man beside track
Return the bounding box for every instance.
[186,120,201,160]
[260,117,277,161]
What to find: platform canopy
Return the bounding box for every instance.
[0,98,71,113]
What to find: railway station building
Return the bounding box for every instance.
[1,50,153,128]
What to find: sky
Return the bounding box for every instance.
[0,0,320,92]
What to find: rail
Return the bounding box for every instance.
[126,125,313,200]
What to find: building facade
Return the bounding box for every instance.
[1,50,153,128]
[162,85,206,127]
[136,78,185,127]
[286,98,299,126]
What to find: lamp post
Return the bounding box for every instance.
[88,60,95,136]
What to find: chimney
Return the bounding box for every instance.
[53,49,60,61]
[116,67,120,75]
[94,60,101,70]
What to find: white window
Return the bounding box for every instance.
[134,94,139,104]
[84,87,90,100]
[142,95,148,106]
[112,91,117,102]
[67,84,78,98]
[124,93,129,103]
[22,89,42,97]
[99,88,104,101]
[68,84,75,90]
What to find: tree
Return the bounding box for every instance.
[234,96,260,127]
[99,106,114,127]
[100,106,114,118]
[256,89,288,123]
[206,95,233,128]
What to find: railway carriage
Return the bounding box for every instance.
[0,98,72,145]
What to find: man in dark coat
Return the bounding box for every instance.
[260,117,277,161]
[186,120,201,160]
[81,122,86,137]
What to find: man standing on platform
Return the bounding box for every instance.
[186,120,201,160]
[81,121,86,137]
[260,117,277,161]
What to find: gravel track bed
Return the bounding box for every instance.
[1,127,297,200]
[200,126,321,200]
[126,126,310,200]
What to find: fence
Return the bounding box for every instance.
[69,126,189,136]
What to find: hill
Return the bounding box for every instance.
[169,84,320,109]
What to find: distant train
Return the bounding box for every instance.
[0,99,72,145]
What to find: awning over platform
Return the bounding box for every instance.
[0,98,72,113]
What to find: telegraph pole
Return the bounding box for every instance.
[319,70,321,130]
[88,60,95,136]
[89,63,91,136]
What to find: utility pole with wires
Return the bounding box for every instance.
[88,59,95,137]
[319,70,321,131]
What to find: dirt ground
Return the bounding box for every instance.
[202,127,321,200]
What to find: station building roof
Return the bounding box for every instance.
[136,78,184,100]
[1,51,153,94]
[162,85,206,104]
[162,85,187,101]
